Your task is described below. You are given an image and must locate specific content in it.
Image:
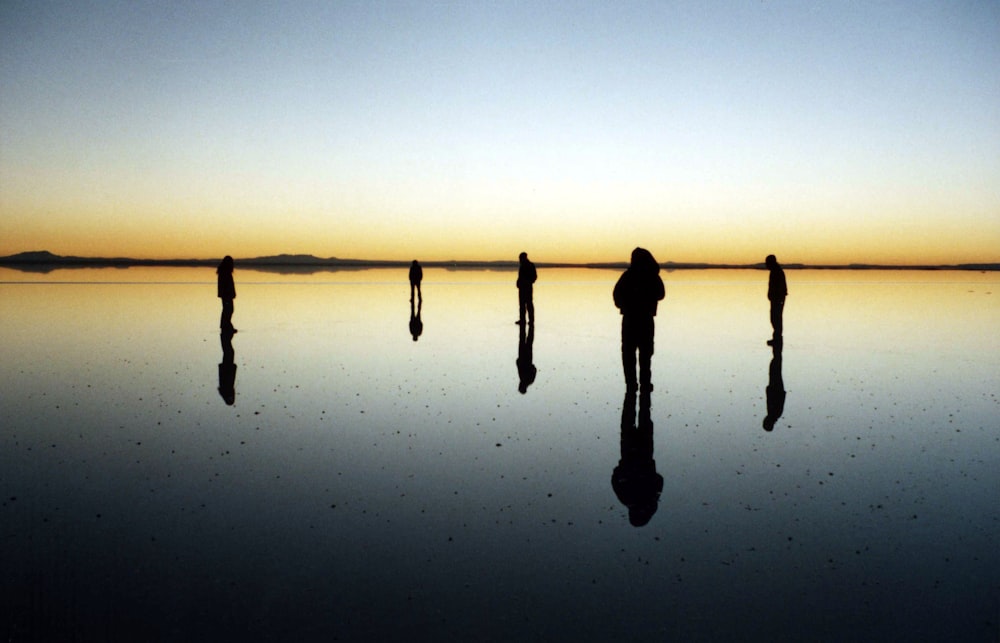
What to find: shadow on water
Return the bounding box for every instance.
[612,388,663,527]
[763,340,785,432]
[218,331,236,406]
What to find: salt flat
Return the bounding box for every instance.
[1,267,997,641]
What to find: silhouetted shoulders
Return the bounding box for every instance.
[217,271,235,299]
[768,268,787,300]
[614,268,664,316]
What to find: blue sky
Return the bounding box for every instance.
[2,1,998,263]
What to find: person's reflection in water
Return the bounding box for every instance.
[516,322,536,393]
[218,330,237,406]
[409,296,423,341]
[612,389,663,527]
[763,340,785,431]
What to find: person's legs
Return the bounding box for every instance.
[637,317,654,391]
[519,289,530,324]
[622,317,638,390]
[221,299,234,331]
[770,298,784,339]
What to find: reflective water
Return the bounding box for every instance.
[1,267,997,641]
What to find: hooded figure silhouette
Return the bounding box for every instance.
[613,248,664,392]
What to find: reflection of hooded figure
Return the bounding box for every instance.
[409,297,423,341]
[516,322,536,394]
[612,390,663,527]
[763,341,785,431]
[218,331,236,405]
[613,248,665,392]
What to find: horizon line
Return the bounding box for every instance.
[0,250,998,271]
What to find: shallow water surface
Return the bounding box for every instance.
[1,267,998,641]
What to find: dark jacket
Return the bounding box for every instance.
[217,271,236,300]
[613,248,664,317]
[517,259,537,291]
[768,268,787,301]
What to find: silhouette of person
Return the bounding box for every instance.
[765,254,787,345]
[516,251,536,325]
[612,389,663,527]
[409,296,423,341]
[763,341,785,432]
[217,255,236,333]
[613,247,665,393]
[218,330,236,405]
[516,322,536,393]
[409,259,423,302]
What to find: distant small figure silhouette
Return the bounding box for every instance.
[765,254,787,345]
[409,259,423,302]
[218,330,236,405]
[612,389,663,527]
[516,252,536,325]
[763,340,785,431]
[409,296,423,341]
[613,248,664,393]
[517,322,536,393]
[217,255,236,333]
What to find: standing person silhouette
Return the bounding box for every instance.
[217,255,236,334]
[765,254,787,345]
[613,248,664,393]
[409,259,423,302]
[516,252,536,325]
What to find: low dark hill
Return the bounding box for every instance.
[1,251,997,273]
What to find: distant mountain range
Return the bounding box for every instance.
[0,250,997,273]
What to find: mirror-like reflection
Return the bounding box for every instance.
[218,330,236,405]
[763,339,785,431]
[613,388,663,527]
[409,296,423,341]
[1,267,997,641]
[516,322,536,393]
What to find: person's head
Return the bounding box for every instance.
[519,252,528,261]
[412,259,418,266]
[765,254,778,268]
[629,500,659,527]
[630,247,659,273]
[217,255,234,273]
[763,416,775,432]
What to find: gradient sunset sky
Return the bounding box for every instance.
[2,1,998,264]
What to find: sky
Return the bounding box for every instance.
[1,1,998,265]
